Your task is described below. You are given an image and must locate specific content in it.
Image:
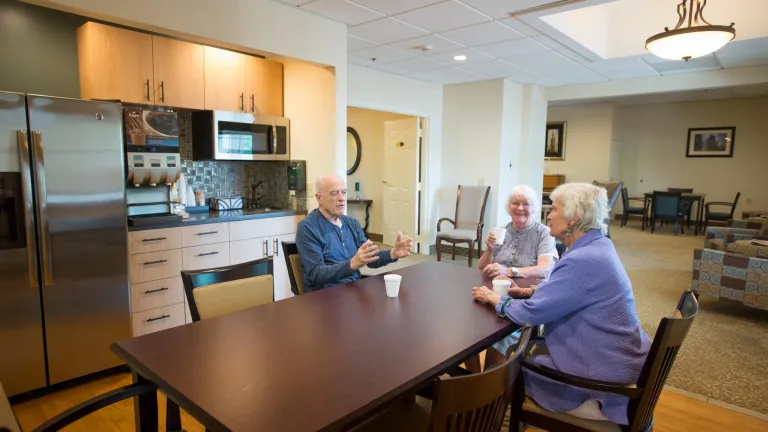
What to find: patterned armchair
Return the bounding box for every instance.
[693,217,768,310]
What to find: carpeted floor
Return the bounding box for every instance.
[365,221,768,415]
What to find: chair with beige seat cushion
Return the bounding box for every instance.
[353,326,532,432]
[281,241,304,295]
[436,185,491,267]
[514,290,698,432]
[180,257,274,322]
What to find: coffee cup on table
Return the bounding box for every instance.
[492,278,512,297]
[490,227,506,245]
[384,274,402,298]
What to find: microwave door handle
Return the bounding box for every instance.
[17,131,39,288]
[31,131,53,286]
[272,125,277,154]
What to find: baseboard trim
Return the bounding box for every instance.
[664,385,768,421]
[367,233,383,242]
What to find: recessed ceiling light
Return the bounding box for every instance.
[454,55,467,61]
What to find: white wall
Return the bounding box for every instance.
[25,0,349,189]
[346,107,413,236]
[347,65,443,253]
[616,97,768,216]
[546,104,617,183]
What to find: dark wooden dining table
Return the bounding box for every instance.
[643,192,707,235]
[112,261,537,432]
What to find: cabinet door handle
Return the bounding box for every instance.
[240,93,245,112]
[263,239,269,257]
[196,251,219,257]
[273,239,279,257]
[142,237,167,242]
[145,79,151,101]
[251,94,255,113]
[160,81,165,103]
[143,260,168,266]
[146,314,170,323]
[195,231,218,236]
[144,287,169,294]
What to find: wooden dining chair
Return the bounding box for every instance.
[668,188,694,227]
[620,187,646,228]
[352,326,533,432]
[651,191,685,235]
[592,181,623,237]
[436,185,491,267]
[281,241,304,296]
[513,290,698,432]
[705,192,741,228]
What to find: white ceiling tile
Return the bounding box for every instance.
[388,34,465,54]
[349,18,429,44]
[648,55,722,75]
[458,59,540,82]
[461,0,554,19]
[426,48,495,64]
[438,21,524,47]
[275,0,315,6]
[385,56,449,73]
[475,37,549,57]
[503,51,602,81]
[528,76,563,87]
[348,56,373,66]
[348,45,414,63]
[350,0,443,15]
[499,17,540,36]
[394,1,492,33]
[413,66,489,84]
[583,56,660,79]
[348,34,378,52]
[597,68,660,80]
[555,49,592,66]
[531,35,566,50]
[715,38,768,68]
[300,0,384,26]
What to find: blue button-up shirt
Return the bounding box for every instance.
[496,230,651,425]
[296,209,396,292]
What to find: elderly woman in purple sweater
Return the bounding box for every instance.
[472,182,650,425]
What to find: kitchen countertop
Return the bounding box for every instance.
[128,208,307,231]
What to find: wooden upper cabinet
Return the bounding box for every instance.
[245,56,284,116]
[204,46,246,112]
[152,36,205,109]
[77,22,154,104]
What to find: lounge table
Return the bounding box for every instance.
[113,262,537,431]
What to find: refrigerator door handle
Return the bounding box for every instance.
[31,131,53,286]
[17,130,39,288]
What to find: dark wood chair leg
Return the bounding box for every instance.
[477,240,481,263]
[452,244,456,261]
[166,400,183,432]
[436,238,442,262]
[468,240,474,267]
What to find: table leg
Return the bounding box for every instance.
[363,203,371,237]
[695,198,703,236]
[133,373,158,432]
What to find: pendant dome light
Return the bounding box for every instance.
[645,0,735,61]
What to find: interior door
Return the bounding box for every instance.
[152,36,205,109]
[204,46,246,112]
[271,233,295,301]
[382,118,419,247]
[0,92,46,396]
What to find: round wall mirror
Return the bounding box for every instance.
[347,127,362,175]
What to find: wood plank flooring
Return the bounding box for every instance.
[11,373,768,431]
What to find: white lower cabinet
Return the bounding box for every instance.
[131,303,186,336]
[182,242,230,271]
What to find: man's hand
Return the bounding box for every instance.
[471,286,502,306]
[495,276,533,298]
[483,263,509,278]
[390,232,413,259]
[351,240,380,270]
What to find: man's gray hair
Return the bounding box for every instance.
[550,182,609,234]
[506,185,540,218]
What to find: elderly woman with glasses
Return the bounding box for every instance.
[471,182,650,425]
[465,185,557,373]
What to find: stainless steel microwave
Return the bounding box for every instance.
[191,110,290,161]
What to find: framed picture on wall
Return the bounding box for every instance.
[686,127,736,158]
[545,122,567,161]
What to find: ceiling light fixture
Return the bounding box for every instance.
[645,0,735,61]
[454,55,467,61]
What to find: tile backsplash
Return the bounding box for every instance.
[178,111,306,210]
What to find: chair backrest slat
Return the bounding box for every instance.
[652,191,681,218]
[729,192,741,217]
[592,180,623,210]
[281,241,303,296]
[429,326,532,432]
[628,290,698,432]
[455,185,491,230]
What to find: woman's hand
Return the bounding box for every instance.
[495,277,534,298]
[485,232,496,250]
[483,263,509,278]
[472,286,502,306]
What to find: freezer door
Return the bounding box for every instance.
[27,95,130,385]
[0,91,47,396]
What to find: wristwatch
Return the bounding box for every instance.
[511,267,520,277]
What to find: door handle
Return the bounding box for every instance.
[240,93,245,112]
[195,252,219,257]
[146,314,170,323]
[271,125,278,154]
[143,260,168,266]
[251,94,255,113]
[159,81,165,103]
[144,287,169,294]
[31,131,53,286]
[145,79,151,101]
[195,231,218,236]
[273,239,279,257]
[141,237,167,242]
[17,131,38,288]
[263,239,269,257]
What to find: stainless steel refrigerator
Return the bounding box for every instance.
[0,92,130,397]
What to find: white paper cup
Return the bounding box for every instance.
[384,274,402,298]
[492,279,511,296]
[491,227,506,245]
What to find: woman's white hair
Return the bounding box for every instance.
[550,182,609,234]
[506,185,540,218]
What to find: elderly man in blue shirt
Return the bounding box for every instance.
[296,174,413,292]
